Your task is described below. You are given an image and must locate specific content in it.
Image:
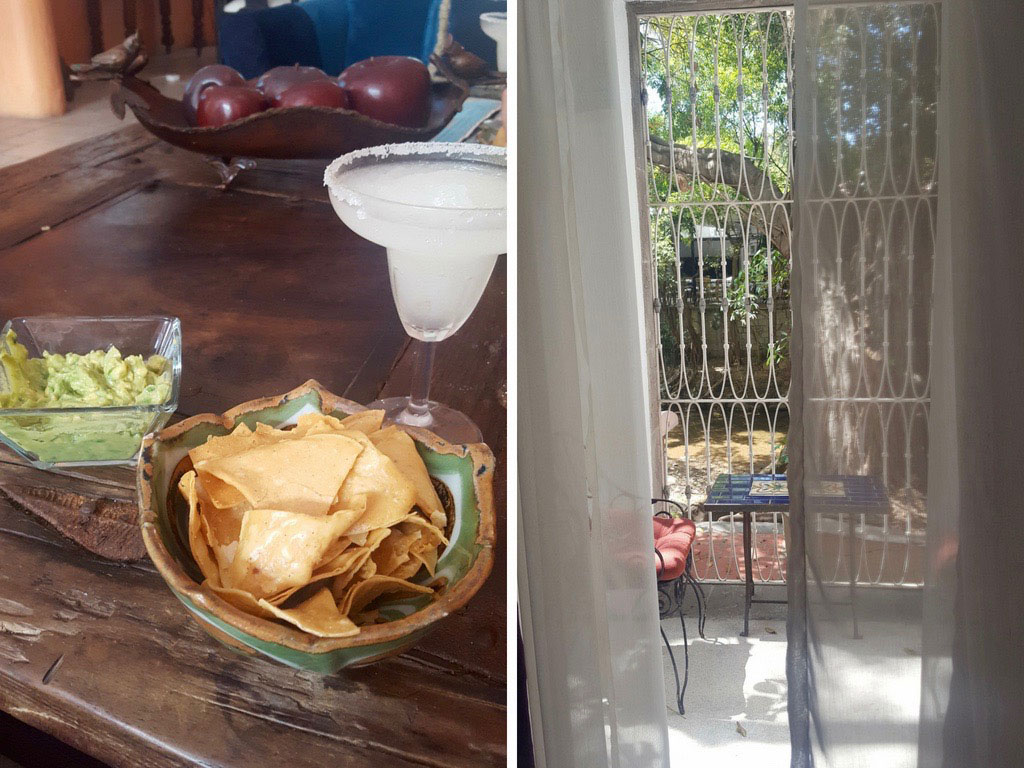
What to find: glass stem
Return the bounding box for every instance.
[401,340,435,426]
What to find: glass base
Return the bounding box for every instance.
[368,396,483,445]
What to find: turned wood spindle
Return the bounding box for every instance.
[122,0,137,38]
[159,0,173,53]
[86,0,104,56]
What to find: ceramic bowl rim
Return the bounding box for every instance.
[136,379,495,654]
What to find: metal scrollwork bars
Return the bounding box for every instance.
[637,5,936,588]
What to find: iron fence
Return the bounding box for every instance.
[637,5,936,587]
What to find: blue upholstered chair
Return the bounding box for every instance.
[217,0,507,79]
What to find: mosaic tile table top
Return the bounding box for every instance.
[706,474,889,512]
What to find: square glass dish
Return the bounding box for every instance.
[0,316,181,468]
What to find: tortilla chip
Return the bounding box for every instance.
[201,433,363,515]
[412,546,439,577]
[178,411,445,636]
[352,609,379,625]
[197,472,249,510]
[224,505,365,598]
[391,516,447,578]
[189,423,268,466]
[195,475,245,544]
[315,531,377,574]
[356,558,377,582]
[329,528,391,598]
[369,425,446,530]
[285,412,345,438]
[398,514,449,545]
[191,423,281,511]
[258,588,359,638]
[254,421,292,439]
[334,432,416,533]
[265,543,372,606]
[395,514,448,561]
[192,475,245,584]
[371,527,422,577]
[286,410,385,438]
[390,538,439,580]
[315,534,353,570]
[180,471,221,587]
[338,575,434,617]
[394,543,441,581]
[339,410,385,435]
[207,582,277,620]
[391,554,426,581]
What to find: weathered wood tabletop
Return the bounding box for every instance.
[0,125,506,767]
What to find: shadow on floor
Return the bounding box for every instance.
[662,584,791,767]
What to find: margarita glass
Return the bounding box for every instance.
[325,142,506,443]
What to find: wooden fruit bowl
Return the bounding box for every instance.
[71,35,470,186]
[111,76,469,160]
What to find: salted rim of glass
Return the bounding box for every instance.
[324,142,507,214]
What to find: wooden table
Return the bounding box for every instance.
[0,125,506,767]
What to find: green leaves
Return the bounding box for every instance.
[727,246,790,322]
[642,13,792,202]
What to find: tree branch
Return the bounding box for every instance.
[648,134,790,260]
[649,134,784,201]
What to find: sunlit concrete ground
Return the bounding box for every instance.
[662,584,924,768]
[662,585,790,767]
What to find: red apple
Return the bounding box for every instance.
[196,85,267,127]
[183,64,245,124]
[337,56,431,128]
[275,79,351,109]
[257,65,331,106]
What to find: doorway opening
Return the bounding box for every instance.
[640,9,794,586]
[637,11,794,758]
[633,4,935,762]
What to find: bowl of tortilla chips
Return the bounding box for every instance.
[137,380,495,672]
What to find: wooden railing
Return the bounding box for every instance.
[84,0,215,57]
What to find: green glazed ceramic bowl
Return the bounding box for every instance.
[137,380,495,673]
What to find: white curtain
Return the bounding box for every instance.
[788,0,1024,766]
[518,0,670,766]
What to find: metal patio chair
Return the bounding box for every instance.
[653,498,707,715]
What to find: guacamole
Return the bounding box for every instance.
[0,329,170,409]
[0,329,172,465]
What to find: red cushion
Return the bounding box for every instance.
[654,516,696,581]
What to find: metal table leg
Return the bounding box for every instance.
[742,509,753,636]
[847,512,861,639]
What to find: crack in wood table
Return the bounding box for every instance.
[0,125,506,767]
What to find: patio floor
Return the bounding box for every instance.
[690,525,788,582]
[661,584,790,767]
[661,583,925,767]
